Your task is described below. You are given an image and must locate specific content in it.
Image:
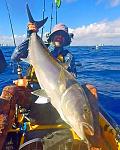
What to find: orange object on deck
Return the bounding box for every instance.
[13,78,28,87]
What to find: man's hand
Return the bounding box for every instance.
[27,22,38,32]
[86,84,97,99]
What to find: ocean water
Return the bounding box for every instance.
[0,46,120,124]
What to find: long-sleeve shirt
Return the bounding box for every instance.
[50,46,77,77]
[11,29,31,62]
[11,32,77,77]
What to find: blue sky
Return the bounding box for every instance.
[1,0,120,45]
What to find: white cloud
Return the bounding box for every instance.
[69,19,120,45]
[96,0,120,7]
[0,34,26,46]
[1,19,120,46]
[110,0,120,7]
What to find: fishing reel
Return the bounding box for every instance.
[17,64,23,79]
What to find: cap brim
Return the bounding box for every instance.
[48,30,71,46]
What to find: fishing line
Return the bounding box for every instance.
[50,0,54,33]
[41,0,46,39]
[55,4,58,24]
[4,0,17,74]
[4,0,16,47]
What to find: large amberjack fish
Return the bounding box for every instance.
[27,32,94,142]
[24,4,95,146]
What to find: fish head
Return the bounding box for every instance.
[61,83,95,138]
[81,104,94,136]
[71,101,95,138]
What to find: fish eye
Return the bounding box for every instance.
[83,105,89,113]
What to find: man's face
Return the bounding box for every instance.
[53,35,65,47]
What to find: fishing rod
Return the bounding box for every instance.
[55,4,58,24]
[55,0,61,24]
[4,0,16,47]
[5,0,20,125]
[41,0,46,39]
[49,0,54,33]
[4,0,17,74]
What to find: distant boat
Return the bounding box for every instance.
[96,43,104,50]
[96,45,99,50]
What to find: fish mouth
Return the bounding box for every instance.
[82,122,94,136]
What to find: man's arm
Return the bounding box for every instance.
[11,23,38,62]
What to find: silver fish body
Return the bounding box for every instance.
[28,32,94,141]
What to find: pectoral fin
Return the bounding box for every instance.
[35,96,49,104]
[31,89,49,98]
